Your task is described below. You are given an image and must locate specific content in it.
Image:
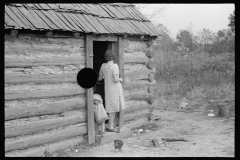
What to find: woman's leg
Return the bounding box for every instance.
[108,112,116,129]
[101,122,105,132]
[98,124,102,133]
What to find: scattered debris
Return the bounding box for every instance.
[145,129,151,133]
[139,147,147,150]
[179,101,188,109]
[219,117,235,123]
[43,145,52,157]
[138,129,144,134]
[151,139,160,147]
[161,138,188,142]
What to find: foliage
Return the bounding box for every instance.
[151,10,235,104]
[176,30,195,52]
[228,9,235,33]
[155,24,175,52]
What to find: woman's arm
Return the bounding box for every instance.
[113,74,123,83]
[112,64,122,83]
[98,66,103,81]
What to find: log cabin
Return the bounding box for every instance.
[4,3,161,156]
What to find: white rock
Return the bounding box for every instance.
[207,113,215,116]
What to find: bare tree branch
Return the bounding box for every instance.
[146,6,165,20]
[134,4,149,10]
[134,4,165,23]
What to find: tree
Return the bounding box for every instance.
[196,29,215,53]
[155,23,175,52]
[176,30,194,52]
[228,9,235,33]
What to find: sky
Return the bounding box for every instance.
[137,4,235,39]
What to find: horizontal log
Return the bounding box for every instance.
[123,81,157,90]
[5,123,87,152]
[124,54,149,64]
[5,47,85,55]
[5,86,85,101]
[5,98,86,121]
[5,56,85,68]
[124,109,150,122]
[5,73,78,84]
[92,34,117,41]
[126,35,157,41]
[5,135,84,157]
[124,118,150,130]
[125,89,149,102]
[124,101,153,114]
[5,110,87,138]
[5,35,85,47]
[125,68,153,82]
[124,40,147,51]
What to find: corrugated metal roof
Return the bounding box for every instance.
[5,3,161,36]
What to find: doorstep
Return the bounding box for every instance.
[95,127,131,145]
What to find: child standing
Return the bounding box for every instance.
[93,94,109,137]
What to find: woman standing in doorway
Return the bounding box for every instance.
[98,49,125,132]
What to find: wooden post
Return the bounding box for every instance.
[117,36,124,128]
[86,34,95,144]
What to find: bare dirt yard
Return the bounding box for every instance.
[53,99,235,157]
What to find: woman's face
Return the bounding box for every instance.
[94,99,100,105]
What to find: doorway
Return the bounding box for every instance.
[93,41,108,107]
[86,34,124,144]
[93,41,117,107]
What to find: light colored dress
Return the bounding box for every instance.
[99,61,125,113]
[94,103,109,125]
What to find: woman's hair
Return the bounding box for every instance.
[104,49,116,62]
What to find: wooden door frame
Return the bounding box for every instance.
[86,34,124,144]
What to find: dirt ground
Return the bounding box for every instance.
[54,99,235,157]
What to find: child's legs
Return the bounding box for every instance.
[108,112,116,129]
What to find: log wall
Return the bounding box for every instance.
[4,33,86,156]
[123,38,156,126]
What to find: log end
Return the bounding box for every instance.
[145,49,153,58]
[147,95,155,104]
[146,59,154,69]
[148,72,155,82]
[10,30,18,37]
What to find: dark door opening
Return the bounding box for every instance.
[93,41,108,108]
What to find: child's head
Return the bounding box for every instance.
[93,94,103,105]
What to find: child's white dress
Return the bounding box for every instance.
[94,103,109,125]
